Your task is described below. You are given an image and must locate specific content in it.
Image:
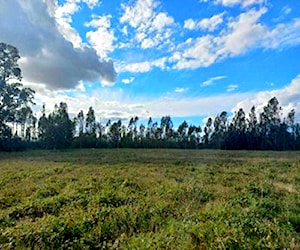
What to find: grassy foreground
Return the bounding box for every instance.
[0,149,299,249]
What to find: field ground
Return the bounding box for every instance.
[0,149,299,249]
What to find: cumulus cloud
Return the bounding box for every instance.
[117,57,167,73]
[82,0,101,9]
[0,0,117,89]
[148,93,251,118]
[172,8,300,70]
[85,15,115,58]
[122,77,135,84]
[184,19,197,30]
[233,75,300,121]
[33,80,250,123]
[184,13,225,32]
[53,0,83,48]
[120,0,175,50]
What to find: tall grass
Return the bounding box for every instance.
[0,149,299,249]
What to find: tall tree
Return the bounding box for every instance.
[146,117,153,139]
[211,111,227,148]
[0,42,35,138]
[160,115,173,139]
[259,97,281,149]
[38,103,74,149]
[109,120,122,148]
[203,117,213,145]
[178,120,188,139]
[77,110,85,136]
[86,106,96,136]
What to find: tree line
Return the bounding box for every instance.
[1,42,300,151]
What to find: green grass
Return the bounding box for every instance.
[0,149,299,249]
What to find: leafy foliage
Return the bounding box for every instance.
[0,43,299,151]
[0,43,35,146]
[38,103,74,149]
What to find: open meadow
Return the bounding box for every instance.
[0,149,299,249]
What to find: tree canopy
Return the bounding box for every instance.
[0,42,35,140]
[1,43,300,151]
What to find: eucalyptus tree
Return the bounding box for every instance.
[177,120,188,139]
[187,125,202,145]
[146,117,153,139]
[0,42,35,138]
[77,110,85,136]
[38,103,74,149]
[248,106,258,132]
[109,120,122,148]
[86,106,96,136]
[160,115,173,139]
[128,116,139,141]
[203,117,213,145]
[259,97,281,148]
[211,111,228,148]
[139,123,146,139]
[223,108,247,149]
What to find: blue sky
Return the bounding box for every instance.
[1,0,300,126]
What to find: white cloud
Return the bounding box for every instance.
[282,6,292,16]
[201,76,227,87]
[122,77,135,84]
[120,0,174,50]
[53,0,101,48]
[85,15,115,58]
[117,57,167,73]
[175,87,188,93]
[148,93,250,118]
[120,0,157,29]
[82,0,101,9]
[32,82,250,123]
[263,18,300,49]
[227,84,239,92]
[33,87,151,122]
[184,13,224,32]
[199,13,225,31]
[0,0,116,89]
[173,8,300,70]
[152,12,174,31]
[212,0,264,8]
[54,0,83,49]
[233,75,300,121]
[184,19,197,30]
[220,7,267,55]
[76,81,86,92]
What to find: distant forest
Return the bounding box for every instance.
[1,42,300,151]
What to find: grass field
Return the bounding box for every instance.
[0,149,299,249]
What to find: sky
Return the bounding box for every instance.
[0,0,300,127]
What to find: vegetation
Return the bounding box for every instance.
[0,42,35,145]
[0,42,299,248]
[1,42,300,151]
[0,149,299,249]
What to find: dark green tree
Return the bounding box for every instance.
[38,103,74,149]
[160,115,173,140]
[109,120,122,148]
[211,111,227,148]
[77,110,85,136]
[203,117,213,145]
[86,106,96,136]
[0,42,35,139]
[178,120,188,139]
[225,108,247,149]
